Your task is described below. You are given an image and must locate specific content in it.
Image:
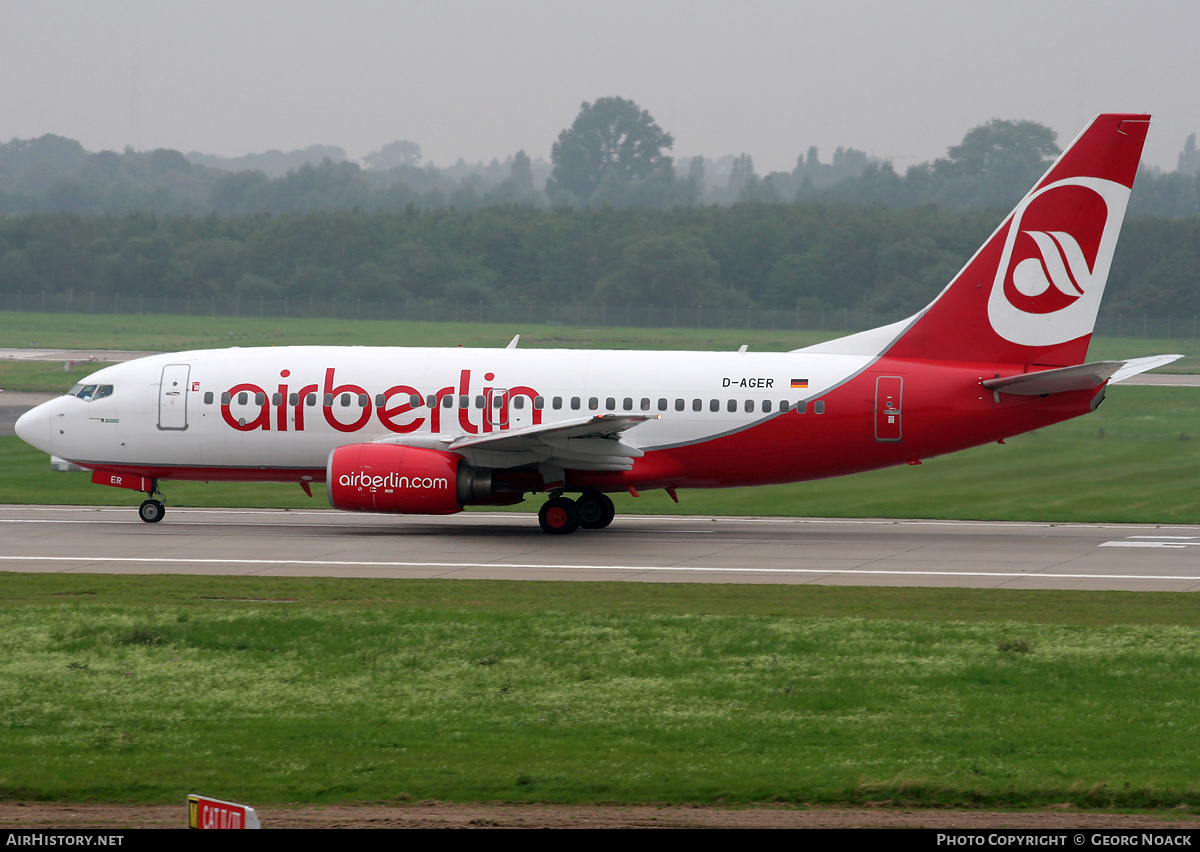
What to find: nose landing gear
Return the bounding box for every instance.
[138,483,165,523]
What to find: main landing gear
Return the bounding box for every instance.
[537,492,615,535]
[138,484,166,524]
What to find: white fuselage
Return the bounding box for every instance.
[22,346,875,478]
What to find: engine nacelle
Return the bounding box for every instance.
[326,444,492,514]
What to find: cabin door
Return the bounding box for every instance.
[158,365,190,431]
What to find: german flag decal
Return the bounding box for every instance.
[790,378,809,389]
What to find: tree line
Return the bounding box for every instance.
[1,98,1197,217]
[0,204,1195,318]
[0,98,1196,321]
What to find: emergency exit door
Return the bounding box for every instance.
[874,376,903,442]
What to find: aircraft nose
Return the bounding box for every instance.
[14,400,53,454]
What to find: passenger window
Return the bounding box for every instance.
[814,401,825,414]
[255,393,266,406]
[290,393,299,406]
[375,394,386,407]
[238,392,249,405]
[427,394,437,408]
[359,394,370,407]
[221,392,231,405]
[588,397,599,411]
[272,393,282,406]
[553,397,563,410]
[459,395,469,408]
[570,397,580,411]
[442,395,452,408]
[409,394,420,407]
[674,399,684,412]
[797,401,806,413]
[744,399,755,413]
[513,396,525,409]
[623,398,633,411]
[494,396,504,409]
[307,394,317,406]
[204,392,214,405]
[340,394,351,407]
[475,395,485,409]
[323,394,334,406]
[727,399,738,412]
[762,400,772,413]
[534,396,544,410]
[710,399,720,412]
[657,398,667,411]
[692,399,702,412]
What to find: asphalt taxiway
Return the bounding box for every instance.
[2,506,1198,591]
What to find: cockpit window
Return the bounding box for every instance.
[68,383,113,402]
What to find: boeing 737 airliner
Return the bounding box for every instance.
[15,114,1178,533]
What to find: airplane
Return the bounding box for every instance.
[15,113,1180,534]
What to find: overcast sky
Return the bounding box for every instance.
[1,0,1194,174]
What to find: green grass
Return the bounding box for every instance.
[3,575,1200,808]
[0,310,831,355]
[2,307,1199,366]
[0,360,121,393]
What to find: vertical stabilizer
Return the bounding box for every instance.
[884,114,1149,367]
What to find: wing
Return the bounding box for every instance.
[376,414,654,471]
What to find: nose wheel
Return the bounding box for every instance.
[139,486,166,523]
[138,499,165,523]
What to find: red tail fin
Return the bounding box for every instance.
[885,114,1149,367]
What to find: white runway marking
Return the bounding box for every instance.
[3,554,1200,583]
[1101,535,1200,549]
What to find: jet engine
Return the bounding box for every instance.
[326,444,493,514]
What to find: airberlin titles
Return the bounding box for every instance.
[219,367,542,435]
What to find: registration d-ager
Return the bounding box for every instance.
[16,114,1177,533]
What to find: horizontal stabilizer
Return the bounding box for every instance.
[983,355,1182,396]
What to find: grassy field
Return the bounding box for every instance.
[2,308,1199,364]
[3,574,1200,809]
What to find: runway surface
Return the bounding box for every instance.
[2,505,1199,591]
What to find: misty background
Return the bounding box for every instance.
[0,1,1196,330]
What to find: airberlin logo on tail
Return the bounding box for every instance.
[987,176,1130,347]
[1010,230,1089,312]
